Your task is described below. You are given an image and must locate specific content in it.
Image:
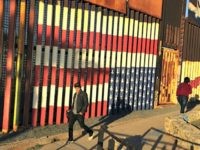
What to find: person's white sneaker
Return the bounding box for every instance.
[88,133,94,141]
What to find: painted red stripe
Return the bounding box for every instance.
[62,30,66,48]
[51,67,57,85]
[73,70,79,85]
[91,103,96,118]
[40,108,46,126]
[46,26,52,45]
[37,25,158,54]
[128,37,133,52]
[137,38,142,53]
[56,107,62,124]
[63,106,69,123]
[34,66,40,86]
[133,37,138,53]
[146,38,150,54]
[64,31,157,54]
[65,68,110,86]
[97,101,102,117]
[37,24,43,45]
[32,108,38,127]
[123,36,128,52]
[43,66,49,86]
[48,106,54,125]
[118,36,123,51]
[85,107,90,119]
[102,100,108,116]
[154,40,158,55]
[141,38,147,53]
[58,68,64,87]
[54,26,59,45]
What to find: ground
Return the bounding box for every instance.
[0,105,197,150]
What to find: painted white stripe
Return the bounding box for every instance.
[113,16,118,36]
[60,49,65,68]
[118,16,123,36]
[90,11,95,32]
[77,9,82,31]
[57,87,63,107]
[70,8,75,30]
[94,50,99,68]
[67,49,73,68]
[106,51,111,68]
[138,21,143,38]
[92,85,97,103]
[153,56,157,67]
[96,11,102,33]
[140,53,145,67]
[38,1,44,25]
[64,87,70,106]
[86,85,91,104]
[47,4,53,26]
[100,51,105,68]
[49,85,56,106]
[129,18,134,36]
[145,54,150,67]
[133,20,139,37]
[81,49,87,68]
[36,45,42,65]
[102,15,107,35]
[124,17,129,36]
[62,7,68,30]
[111,51,116,67]
[147,20,152,39]
[122,52,126,67]
[98,84,103,102]
[83,10,89,32]
[41,86,48,107]
[88,49,93,68]
[108,15,113,35]
[55,4,61,27]
[151,22,156,40]
[32,87,39,109]
[143,22,147,38]
[44,46,50,66]
[103,83,109,101]
[131,53,137,67]
[155,22,159,40]
[127,52,131,68]
[52,47,58,67]
[74,49,80,69]
[149,54,153,67]
[116,52,121,67]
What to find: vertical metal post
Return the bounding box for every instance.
[23,0,35,128]
[2,0,16,133]
[0,0,4,129]
[13,0,26,131]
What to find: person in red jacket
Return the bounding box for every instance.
[176,77,192,113]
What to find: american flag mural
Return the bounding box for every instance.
[0,0,160,131]
[31,0,160,126]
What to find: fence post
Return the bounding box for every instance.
[97,124,107,150]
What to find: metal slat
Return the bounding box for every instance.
[2,0,16,133]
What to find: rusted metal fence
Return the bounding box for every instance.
[0,0,160,132]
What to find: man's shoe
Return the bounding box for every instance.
[66,140,74,145]
[88,133,94,141]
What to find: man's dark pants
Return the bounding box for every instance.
[68,112,93,141]
[177,95,188,113]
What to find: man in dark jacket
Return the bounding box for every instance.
[176,77,192,113]
[66,82,93,144]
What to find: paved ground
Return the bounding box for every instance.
[0,104,195,150]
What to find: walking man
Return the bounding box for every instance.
[176,77,192,113]
[66,82,93,144]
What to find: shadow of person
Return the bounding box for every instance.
[186,94,200,112]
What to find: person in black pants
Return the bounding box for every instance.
[66,82,93,144]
